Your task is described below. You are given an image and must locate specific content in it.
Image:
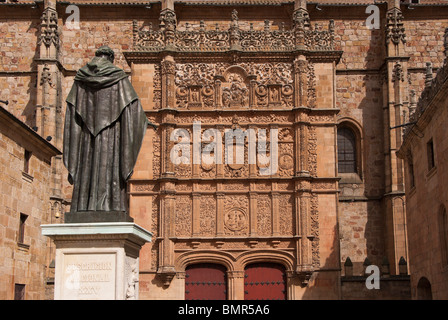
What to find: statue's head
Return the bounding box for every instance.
[95,46,115,63]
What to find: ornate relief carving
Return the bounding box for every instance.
[277,182,293,191]
[222,182,249,191]
[176,183,192,192]
[256,182,271,191]
[307,63,317,108]
[39,8,59,49]
[224,196,249,236]
[133,10,335,53]
[308,114,334,123]
[279,194,294,236]
[249,63,294,108]
[310,194,320,268]
[175,63,217,109]
[133,183,157,192]
[197,182,215,192]
[257,195,271,236]
[175,163,192,178]
[308,126,318,177]
[386,8,406,46]
[224,207,247,233]
[279,143,294,177]
[153,63,162,109]
[152,134,161,177]
[392,63,404,83]
[151,196,159,271]
[133,20,164,51]
[199,195,216,236]
[174,62,294,110]
[175,195,192,237]
[222,68,249,108]
[279,128,293,142]
[161,60,176,75]
[125,259,139,300]
[312,181,334,190]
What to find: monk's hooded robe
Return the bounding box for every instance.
[63,56,148,213]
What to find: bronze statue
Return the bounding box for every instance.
[63,46,155,222]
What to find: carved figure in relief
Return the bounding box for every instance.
[225,208,247,232]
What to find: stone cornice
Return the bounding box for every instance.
[0,105,61,158]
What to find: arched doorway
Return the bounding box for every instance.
[244,263,286,300]
[185,263,227,300]
[417,277,432,300]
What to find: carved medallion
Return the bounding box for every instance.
[279,154,294,170]
[224,207,247,232]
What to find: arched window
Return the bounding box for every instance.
[337,127,357,174]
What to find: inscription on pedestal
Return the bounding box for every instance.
[61,253,116,300]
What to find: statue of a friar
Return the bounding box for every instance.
[63,46,155,223]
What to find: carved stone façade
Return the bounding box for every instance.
[126,2,341,299]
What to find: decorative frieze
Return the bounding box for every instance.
[132,10,335,53]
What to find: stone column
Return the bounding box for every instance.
[227,270,245,300]
[383,0,410,275]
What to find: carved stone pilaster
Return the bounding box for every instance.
[229,9,241,50]
[160,8,177,47]
[293,8,310,48]
[294,58,308,108]
[161,59,176,110]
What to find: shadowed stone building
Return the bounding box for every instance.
[1,0,448,299]
[397,51,448,300]
[0,104,61,300]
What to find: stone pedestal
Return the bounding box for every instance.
[41,222,152,300]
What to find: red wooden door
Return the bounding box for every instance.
[244,263,286,300]
[185,263,227,300]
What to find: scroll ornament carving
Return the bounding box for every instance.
[279,194,294,236]
[307,63,317,108]
[175,196,192,237]
[133,10,335,52]
[257,195,271,236]
[133,21,164,50]
[152,135,161,177]
[150,197,159,271]
[310,195,320,268]
[153,64,162,109]
[199,195,216,236]
[308,126,318,177]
